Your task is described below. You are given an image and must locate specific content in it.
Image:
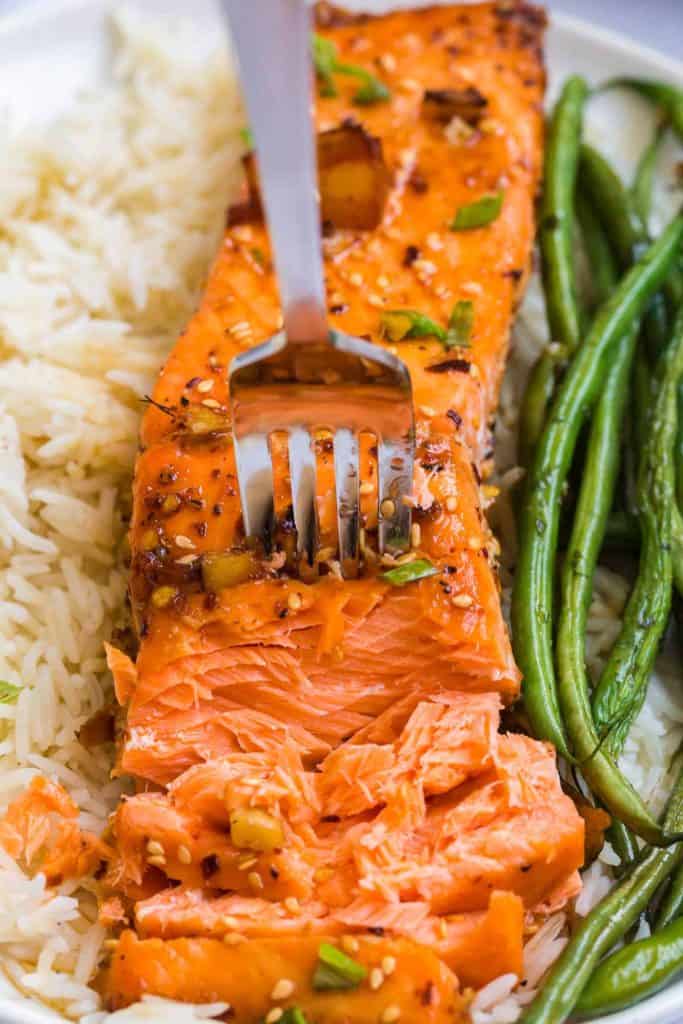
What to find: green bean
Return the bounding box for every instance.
[519,77,588,461]
[575,915,683,1016]
[512,212,683,771]
[631,121,668,227]
[592,304,683,754]
[579,143,643,269]
[608,819,640,874]
[556,316,642,828]
[656,853,683,931]
[678,383,683,511]
[521,762,683,1024]
[541,76,589,350]
[576,190,618,308]
[602,78,683,143]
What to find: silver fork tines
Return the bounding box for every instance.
[223,0,414,577]
[230,329,414,575]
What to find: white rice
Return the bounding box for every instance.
[0,6,680,1024]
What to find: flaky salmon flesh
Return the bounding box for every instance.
[0,3,587,1022]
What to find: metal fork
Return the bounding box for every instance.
[223,0,414,576]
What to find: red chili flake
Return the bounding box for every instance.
[185,377,202,389]
[446,409,463,428]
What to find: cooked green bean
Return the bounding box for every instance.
[512,212,683,772]
[521,761,683,1024]
[541,76,589,350]
[519,77,588,462]
[579,143,643,269]
[592,304,683,754]
[576,191,618,308]
[602,78,683,143]
[631,121,668,227]
[575,915,683,1016]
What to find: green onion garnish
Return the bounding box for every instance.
[449,191,504,231]
[380,309,446,343]
[445,300,474,349]
[381,558,439,587]
[312,34,339,97]
[312,942,368,991]
[239,126,254,149]
[312,34,390,106]
[0,681,21,704]
[279,1010,309,1024]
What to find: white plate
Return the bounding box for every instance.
[0,2,681,1022]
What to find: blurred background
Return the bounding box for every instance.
[0,0,680,61]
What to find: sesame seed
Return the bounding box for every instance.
[381,1006,401,1023]
[413,258,437,275]
[446,496,457,512]
[208,354,219,368]
[330,291,344,305]
[224,932,246,945]
[419,405,436,418]
[381,956,396,976]
[237,856,258,871]
[380,498,396,519]
[469,363,480,378]
[248,871,264,891]
[177,844,192,864]
[201,398,221,408]
[265,1010,283,1024]
[453,593,473,608]
[368,294,384,308]
[175,553,199,565]
[220,915,239,929]
[271,979,295,1001]
[360,481,374,496]
[147,855,167,869]
[410,523,421,548]
[287,592,302,611]
[284,896,301,914]
[426,232,444,251]
[399,77,420,92]
[379,53,396,72]
[197,379,214,393]
[395,550,416,565]
[175,535,195,550]
[468,536,482,550]
[369,967,385,991]
[349,272,363,287]
[439,919,448,939]
[229,320,251,334]
[462,281,483,296]
[342,935,360,954]
[146,839,164,856]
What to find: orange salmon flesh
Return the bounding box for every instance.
[0,3,587,1022]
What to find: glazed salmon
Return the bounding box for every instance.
[92,2,587,1019]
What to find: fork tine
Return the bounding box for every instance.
[333,427,360,575]
[377,435,413,555]
[233,432,275,548]
[288,427,318,564]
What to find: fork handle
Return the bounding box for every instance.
[224,0,328,344]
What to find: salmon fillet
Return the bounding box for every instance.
[94,2,585,1019]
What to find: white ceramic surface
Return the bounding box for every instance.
[0,1,682,1021]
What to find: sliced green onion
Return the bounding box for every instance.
[312,34,390,105]
[239,126,254,149]
[449,191,504,231]
[312,34,338,97]
[279,1010,309,1024]
[381,558,439,587]
[380,309,446,342]
[0,681,21,704]
[312,942,367,991]
[445,300,474,348]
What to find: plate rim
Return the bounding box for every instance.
[0,1,681,1023]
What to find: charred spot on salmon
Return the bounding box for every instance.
[426,357,472,374]
[200,854,219,879]
[422,87,488,126]
[403,244,420,267]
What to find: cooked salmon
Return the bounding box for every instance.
[0,2,585,1019]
